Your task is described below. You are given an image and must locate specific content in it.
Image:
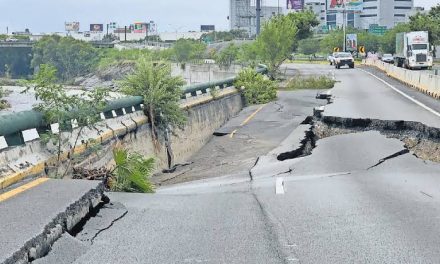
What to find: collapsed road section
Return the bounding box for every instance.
[277,116,440,164]
[0,179,104,264]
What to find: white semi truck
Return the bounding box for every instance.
[394,31,433,70]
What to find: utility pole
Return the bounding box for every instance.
[278,0,280,15]
[256,0,261,35]
[342,6,346,52]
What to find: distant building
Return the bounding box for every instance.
[287,0,415,31]
[229,0,281,36]
[359,0,414,29]
[404,7,428,22]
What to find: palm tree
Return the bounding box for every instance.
[120,56,186,146]
[109,147,155,193]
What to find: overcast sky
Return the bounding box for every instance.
[0,0,438,34]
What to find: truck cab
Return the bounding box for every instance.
[395,31,433,70]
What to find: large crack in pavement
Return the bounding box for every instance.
[276,116,440,167]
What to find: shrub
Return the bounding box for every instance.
[109,147,155,193]
[0,87,10,110]
[235,68,277,105]
[285,75,336,90]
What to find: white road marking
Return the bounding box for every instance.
[358,68,440,118]
[276,177,285,195]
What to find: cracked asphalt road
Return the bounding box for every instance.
[152,89,325,186]
[48,63,440,263]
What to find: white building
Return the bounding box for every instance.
[359,0,413,29]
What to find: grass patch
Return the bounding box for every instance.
[284,75,336,90]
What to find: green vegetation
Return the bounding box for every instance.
[254,15,298,77]
[172,39,206,64]
[0,47,33,78]
[32,35,99,81]
[0,87,11,110]
[109,147,155,193]
[120,56,186,145]
[0,34,30,41]
[245,11,318,78]
[25,64,108,177]
[285,75,336,90]
[409,5,440,47]
[97,48,173,70]
[297,38,321,56]
[235,68,277,105]
[215,43,240,66]
[201,29,249,43]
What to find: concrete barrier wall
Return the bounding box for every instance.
[364,59,440,99]
[171,63,242,85]
[0,87,243,188]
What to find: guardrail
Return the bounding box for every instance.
[0,65,267,149]
[364,59,440,99]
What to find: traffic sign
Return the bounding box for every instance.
[333,47,340,52]
[359,46,365,53]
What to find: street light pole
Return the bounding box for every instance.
[256,0,261,35]
[343,6,346,52]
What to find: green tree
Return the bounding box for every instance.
[120,56,186,145]
[409,5,440,47]
[255,14,298,77]
[238,43,259,65]
[25,64,108,177]
[380,23,411,54]
[0,47,33,78]
[172,39,207,64]
[358,31,381,53]
[32,35,99,81]
[287,10,320,50]
[320,30,343,53]
[216,43,240,66]
[298,38,321,55]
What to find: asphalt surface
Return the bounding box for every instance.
[153,90,326,186]
[19,63,440,263]
[0,179,102,263]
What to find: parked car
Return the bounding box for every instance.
[328,52,339,66]
[381,54,394,64]
[334,52,355,69]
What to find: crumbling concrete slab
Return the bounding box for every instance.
[0,179,104,264]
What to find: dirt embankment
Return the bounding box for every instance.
[73,62,135,90]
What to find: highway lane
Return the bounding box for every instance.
[39,64,440,264]
[322,64,440,128]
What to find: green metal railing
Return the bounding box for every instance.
[0,65,267,147]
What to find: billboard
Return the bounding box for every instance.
[90,24,104,32]
[328,0,362,11]
[286,0,303,10]
[346,34,357,51]
[133,22,148,33]
[201,25,215,32]
[65,22,80,32]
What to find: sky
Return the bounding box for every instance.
[0,0,438,34]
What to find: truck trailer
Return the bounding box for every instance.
[394,31,433,70]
